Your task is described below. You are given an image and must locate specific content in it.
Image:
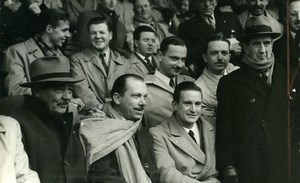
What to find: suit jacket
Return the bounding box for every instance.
[86,102,159,183]
[0,95,86,183]
[149,114,219,183]
[70,47,132,109]
[216,62,288,183]
[129,52,160,78]
[3,38,63,96]
[0,115,40,183]
[144,72,194,128]
[178,10,242,76]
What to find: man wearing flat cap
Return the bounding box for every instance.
[215,15,288,183]
[0,56,86,183]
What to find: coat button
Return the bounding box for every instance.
[144,163,149,168]
[64,160,69,166]
[181,166,187,172]
[250,98,256,103]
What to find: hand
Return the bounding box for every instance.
[222,166,239,183]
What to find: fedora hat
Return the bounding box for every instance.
[236,15,282,42]
[20,56,84,88]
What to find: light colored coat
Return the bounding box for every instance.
[149,114,219,183]
[144,73,194,128]
[129,53,160,78]
[70,47,132,109]
[0,115,40,183]
[3,38,63,96]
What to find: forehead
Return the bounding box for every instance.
[247,0,268,3]
[248,35,272,43]
[55,20,70,29]
[290,1,300,11]
[165,45,187,55]
[179,90,202,101]
[139,31,156,39]
[207,40,230,51]
[89,23,109,31]
[135,0,150,6]
[124,79,147,94]
[195,0,217,4]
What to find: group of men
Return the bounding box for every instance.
[0,0,299,183]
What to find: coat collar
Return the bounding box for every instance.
[24,38,45,58]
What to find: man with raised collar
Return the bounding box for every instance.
[144,36,193,128]
[3,8,70,96]
[150,82,219,183]
[70,16,131,110]
[129,25,160,77]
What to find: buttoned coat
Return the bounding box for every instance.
[3,38,63,96]
[216,62,288,183]
[70,47,132,108]
[128,53,160,78]
[0,115,40,183]
[0,95,86,183]
[149,114,219,183]
[144,73,194,128]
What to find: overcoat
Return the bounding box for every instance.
[216,62,288,183]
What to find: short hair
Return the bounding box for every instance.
[160,36,186,55]
[35,9,69,34]
[87,16,113,33]
[133,25,156,40]
[173,81,202,103]
[203,33,230,54]
[111,74,145,98]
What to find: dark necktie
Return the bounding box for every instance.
[207,15,216,30]
[169,79,175,89]
[99,53,109,74]
[188,130,198,144]
[145,56,151,66]
[259,70,269,82]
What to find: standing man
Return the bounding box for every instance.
[3,8,70,96]
[79,74,159,183]
[129,25,159,77]
[195,34,238,129]
[0,56,86,183]
[150,82,219,183]
[216,16,287,183]
[178,0,242,78]
[144,36,194,128]
[70,16,131,110]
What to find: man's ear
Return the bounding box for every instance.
[45,25,53,33]
[134,39,138,49]
[112,93,121,105]
[109,31,113,40]
[202,53,208,63]
[172,100,178,111]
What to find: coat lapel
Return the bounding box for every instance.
[84,48,107,77]
[25,38,44,60]
[136,127,152,160]
[108,50,124,79]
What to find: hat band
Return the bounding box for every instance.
[245,25,273,34]
[31,72,72,81]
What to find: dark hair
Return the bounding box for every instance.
[203,33,230,54]
[87,16,113,33]
[36,9,69,34]
[173,81,202,103]
[160,36,186,54]
[111,74,144,97]
[133,25,156,40]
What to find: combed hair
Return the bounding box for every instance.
[133,25,156,40]
[173,81,202,103]
[160,36,186,54]
[87,16,113,33]
[36,8,69,34]
[110,74,145,97]
[203,33,231,54]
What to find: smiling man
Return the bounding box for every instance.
[70,16,132,110]
[0,56,86,183]
[3,8,70,96]
[79,74,159,183]
[144,36,194,128]
[150,81,219,183]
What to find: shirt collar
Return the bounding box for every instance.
[154,70,173,86]
[94,48,111,64]
[135,52,152,62]
[183,122,200,145]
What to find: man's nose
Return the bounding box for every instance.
[296,12,300,20]
[62,90,72,100]
[190,104,196,112]
[65,30,71,38]
[255,0,261,5]
[258,44,266,52]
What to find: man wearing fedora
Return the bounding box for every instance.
[215,16,287,183]
[0,56,86,183]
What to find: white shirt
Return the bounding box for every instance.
[183,123,201,146]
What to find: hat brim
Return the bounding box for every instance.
[236,32,282,42]
[20,77,84,88]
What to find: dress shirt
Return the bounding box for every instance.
[154,70,175,88]
[183,123,200,146]
[136,52,153,64]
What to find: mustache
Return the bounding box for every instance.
[252,5,263,10]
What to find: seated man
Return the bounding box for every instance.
[0,56,86,183]
[150,82,219,183]
[79,74,159,183]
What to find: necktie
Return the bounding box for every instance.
[188,130,198,144]
[259,70,269,82]
[169,79,175,89]
[99,53,109,74]
[207,15,216,30]
[145,56,152,67]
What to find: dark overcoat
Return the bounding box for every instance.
[215,62,288,183]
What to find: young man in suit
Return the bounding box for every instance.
[216,15,288,183]
[150,81,219,183]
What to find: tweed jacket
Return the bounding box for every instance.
[0,115,40,183]
[0,95,86,183]
[70,47,132,109]
[149,114,219,183]
[3,38,63,96]
[216,61,288,183]
[144,72,194,128]
[129,52,160,78]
